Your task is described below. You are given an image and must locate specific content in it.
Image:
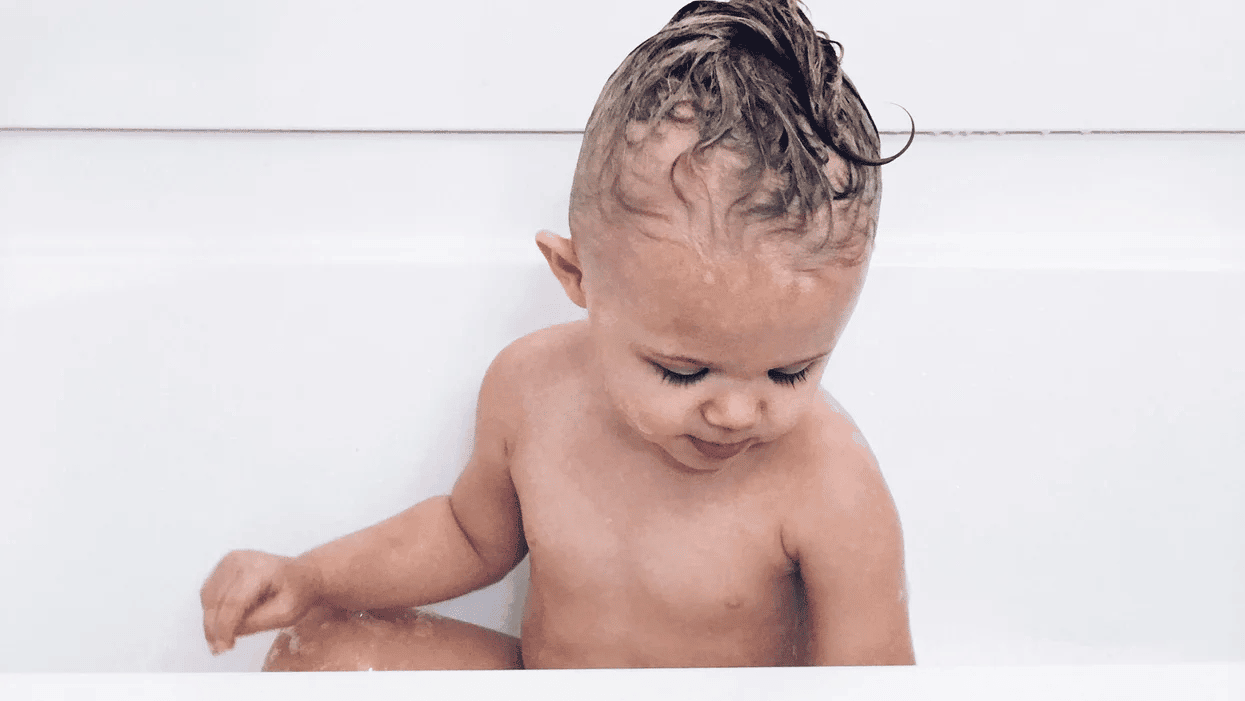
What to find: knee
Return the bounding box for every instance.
[261,605,522,672]
[262,606,388,672]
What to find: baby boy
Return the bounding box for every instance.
[201,0,914,669]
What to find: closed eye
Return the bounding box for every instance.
[651,359,819,387]
[768,365,811,387]
[654,363,708,386]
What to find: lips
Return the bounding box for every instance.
[688,435,753,460]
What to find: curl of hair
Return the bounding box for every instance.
[571,0,912,254]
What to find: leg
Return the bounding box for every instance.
[262,605,522,671]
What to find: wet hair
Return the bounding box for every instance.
[570,0,912,261]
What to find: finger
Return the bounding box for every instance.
[200,557,230,611]
[212,570,263,653]
[203,558,245,652]
[203,550,251,598]
[236,588,302,637]
[203,610,217,652]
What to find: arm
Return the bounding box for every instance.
[784,431,915,666]
[300,342,529,610]
[202,341,529,651]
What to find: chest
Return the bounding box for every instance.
[512,425,798,620]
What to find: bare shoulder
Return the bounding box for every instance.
[485,321,588,387]
[478,321,590,425]
[449,323,591,582]
[461,320,590,487]
[780,389,903,562]
[779,389,914,665]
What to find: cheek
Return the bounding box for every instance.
[610,373,696,437]
[635,395,697,437]
[766,388,819,431]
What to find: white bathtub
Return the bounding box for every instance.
[1,131,1242,674]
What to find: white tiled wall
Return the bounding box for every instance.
[1,0,1242,674]
[2,0,1241,130]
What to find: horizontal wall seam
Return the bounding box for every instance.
[1,127,1244,136]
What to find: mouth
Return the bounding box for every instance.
[687,435,753,461]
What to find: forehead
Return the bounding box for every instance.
[577,119,872,362]
[604,236,866,366]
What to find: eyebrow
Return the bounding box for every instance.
[643,348,829,370]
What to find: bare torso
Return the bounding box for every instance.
[251,319,910,673]
[508,321,842,668]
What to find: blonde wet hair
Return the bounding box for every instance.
[570,0,911,265]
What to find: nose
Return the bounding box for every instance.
[701,387,762,433]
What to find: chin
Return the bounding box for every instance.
[664,438,749,474]
[645,440,711,473]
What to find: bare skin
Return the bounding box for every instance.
[200,131,914,670]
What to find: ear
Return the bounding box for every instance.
[535,231,588,309]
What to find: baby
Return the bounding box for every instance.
[201,0,915,669]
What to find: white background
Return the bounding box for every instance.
[2,0,1241,131]
[1,0,1242,675]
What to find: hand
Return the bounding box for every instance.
[200,550,321,655]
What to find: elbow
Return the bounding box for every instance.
[479,547,529,588]
[444,495,526,586]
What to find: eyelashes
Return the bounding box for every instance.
[768,367,810,387]
[653,364,810,387]
[657,366,710,386]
